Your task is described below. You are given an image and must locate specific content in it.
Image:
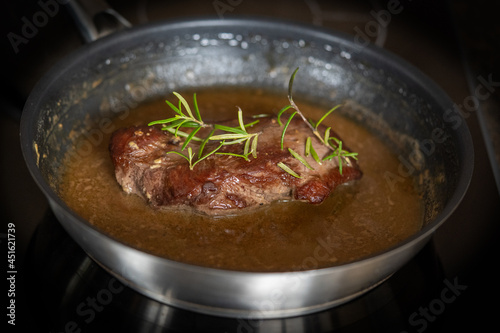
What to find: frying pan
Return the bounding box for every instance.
[20,0,473,319]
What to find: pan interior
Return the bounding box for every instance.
[28,20,467,258]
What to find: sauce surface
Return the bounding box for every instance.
[60,89,423,272]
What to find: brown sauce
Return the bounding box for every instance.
[60,89,423,272]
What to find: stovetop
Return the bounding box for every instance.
[22,209,445,332]
[2,0,499,332]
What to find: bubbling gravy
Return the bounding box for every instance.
[60,89,423,272]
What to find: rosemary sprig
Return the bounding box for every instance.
[148,70,359,176]
[148,92,207,149]
[210,108,260,159]
[167,141,224,170]
[277,69,318,140]
[277,67,358,175]
[323,137,359,175]
[150,97,261,169]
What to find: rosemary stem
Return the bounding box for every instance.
[288,99,335,154]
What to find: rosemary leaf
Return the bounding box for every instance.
[322,151,343,175]
[173,92,194,119]
[277,162,301,178]
[216,152,250,161]
[148,116,178,126]
[210,133,249,140]
[344,152,359,160]
[251,135,258,158]
[165,150,190,164]
[314,104,342,130]
[192,141,224,168]
[165,99,182,116]
[277,105,293,126]
[173,121,200,128]
[244,120,260,128]
[187,147,195,170]
[244,134,251,156]
[280,111,297,150]
[220,138,248,145]
[173,120,187,137]
[213,124,247,135]
[288,148,314,170]
[237,108,246,132]
[328,137,343,150]
[174,119,194,136]
[181,126,202,151]
[322,153,336,161]
[163,127,203,142]
[305,137,312,156]
[305,139,323,165]
[192,93,202,122]
[324,127,331,144]
[287,67,300,104]
[251,114,272,119]
[198,129,215,158]
[166,150,187,158]
[308,140,322,165]
[338,140,344,175]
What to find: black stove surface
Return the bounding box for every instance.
[23,210,445,333]
[16,208,496,333]
[2,0,500,332]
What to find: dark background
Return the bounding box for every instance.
[1,0,499,332]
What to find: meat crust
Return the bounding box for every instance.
[109,117,362,215]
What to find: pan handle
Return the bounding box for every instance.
[66,0,132,43]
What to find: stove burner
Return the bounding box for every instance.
[22,210,444,332]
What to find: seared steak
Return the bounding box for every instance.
[109,117,361,215]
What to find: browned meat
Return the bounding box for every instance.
[109,117,361,215]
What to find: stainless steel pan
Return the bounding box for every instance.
[20,1,473,319]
